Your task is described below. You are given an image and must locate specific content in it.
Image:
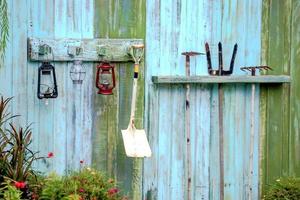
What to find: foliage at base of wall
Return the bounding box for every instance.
[263,177,300,200]
[0,96,127,200]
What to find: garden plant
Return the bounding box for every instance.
[0,96,127,200]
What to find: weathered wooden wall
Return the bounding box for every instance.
[144,0,262,199]
[0,0,94,174]
[0,0,145,199]
[2,0,297,199]
[261,0,300,195]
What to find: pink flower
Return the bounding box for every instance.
[47,152,54,158]
[79,188,85,193]
[108,187,119,196]
[80,160,84,164]
[14,181,26,189]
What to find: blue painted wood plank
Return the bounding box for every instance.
[170,85,185,200]
[143,0,161,199]
[157,86,172,200]
[36,0,55,172]
[190,85,211,199]
[65,0,85,171]
[208,0,222,199]
[53,0,68,174]
[80,0,94,167]
[12,0,29,125]
[244,0,262,198]
[27,0,41,171]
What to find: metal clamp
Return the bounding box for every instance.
[38,44,52,55]
[68,45,82,57]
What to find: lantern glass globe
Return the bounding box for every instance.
[70,60,86,84]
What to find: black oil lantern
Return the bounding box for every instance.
[37,62,58,99]
[70,60,86,84]
[95,63,116,95]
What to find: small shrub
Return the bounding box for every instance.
[0,181,22,200]
[38,168,127,200]
[264,177,300,200]
[0,96,44,199]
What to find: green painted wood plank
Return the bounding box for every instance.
[152,75,291,84]
[93,1,145,199]
[260,0,270,196]
[289,0,300,177]
[260,0,292,195]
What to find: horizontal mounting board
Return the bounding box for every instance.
[28,37,144,62]
[152,75,291,84]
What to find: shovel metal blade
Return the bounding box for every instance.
[121,128,152,158]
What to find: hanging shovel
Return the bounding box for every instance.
[121,44,152,157]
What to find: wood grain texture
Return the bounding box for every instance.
[28,38,143,62]
[0,0,94,174]
[93,1,145,199]
[260,0,293,196]
[152,75,291,84]
[144,0,262,199]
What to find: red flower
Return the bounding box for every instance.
[47,152,54,158]
[14,181,26,189]
[80,160,84,164]
[108,187,119,196]
[79,188,85,193]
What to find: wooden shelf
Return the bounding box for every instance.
[152,75,291,84]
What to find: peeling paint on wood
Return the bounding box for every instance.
[261,0,300,196]
[144,0,262,199]
[28,38,144,62]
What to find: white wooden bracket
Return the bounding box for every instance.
[27,37,144,62]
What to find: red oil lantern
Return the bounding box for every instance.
[95,62,116,95]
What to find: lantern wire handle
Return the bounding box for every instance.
[129,44,144,64]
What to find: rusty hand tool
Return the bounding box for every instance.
[181,51,204,200]
[205,41,238,200]
[205,42,238,76]
[240,65,272,199]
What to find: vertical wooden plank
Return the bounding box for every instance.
[289,0,300,177]
[156,0,174,199]
[221,1,238,199]
[93,1,146,199]
[35,1,55,172]
[80,0,94,167]
[192,1,211,200]
[261,1,292,194]
[53,0,68,174]
[156,86,172,200]
[27,0,40,171]
[208,1,222,199]
[190,84,211,200]
[245,0,262,199]
[11,0,28,125]
[260,0,270,196]
[143,0,160,199]
[93,0,111,173]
